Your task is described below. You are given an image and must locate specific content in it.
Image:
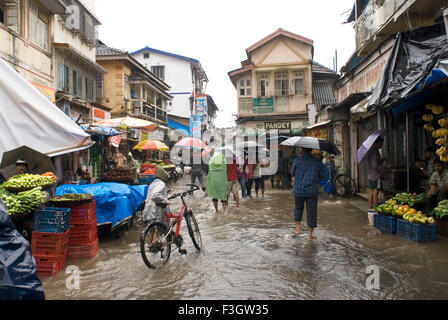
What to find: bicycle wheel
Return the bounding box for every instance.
[140,222,172,269]
[334,174,356,197]
[185,211,202,251]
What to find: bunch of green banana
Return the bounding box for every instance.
[2,174,54,191]
[403,212,435,225]
[1,186,47,215]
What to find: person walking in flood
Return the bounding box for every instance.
[206,151,228,213]
[291,148,326,241]
[367,136,386,209]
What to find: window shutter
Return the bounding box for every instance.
[5,1,20,32]
[57,62,64,91]
[77,74,82,97]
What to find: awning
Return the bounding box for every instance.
[39,0,67,14]
[168,118,190,136]
[80,125,122,136]
[0,57,94,158]
[368,23,448,111]
[54,43,108,74]
[350,97,370,114]
[305,120,331,130]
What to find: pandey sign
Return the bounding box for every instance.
[265,121,291,134]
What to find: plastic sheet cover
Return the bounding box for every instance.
[0,200,45,300]
[368,24,448,111]
[56,183,148,229]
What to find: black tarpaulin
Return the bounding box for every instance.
[0,200,45,300]
[368,23,448,111]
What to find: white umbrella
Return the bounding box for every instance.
[281,136,340,155]
[0,58,94,157]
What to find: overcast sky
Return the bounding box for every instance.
[93,0,356,128]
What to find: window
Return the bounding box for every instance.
[57,61,69,92]
[85,77,93,101]
[258,73,269,97]
[275,72,289,96]
[1,0,22,33]
[72,70,78,95]
[96,75,103,102]
[143,52,150,59]
[294,70,305,95]
[29,2,49,51]
[151,66,165,81]
[239,79,251,96]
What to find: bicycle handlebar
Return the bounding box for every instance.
[168,184,200,200]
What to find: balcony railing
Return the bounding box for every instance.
[130,99,167,123]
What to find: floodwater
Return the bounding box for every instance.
[41,176,448,300]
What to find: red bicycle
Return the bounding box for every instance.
[140,184,202,269]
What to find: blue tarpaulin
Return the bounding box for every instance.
[56,183,149,229]
[168,118,190,136]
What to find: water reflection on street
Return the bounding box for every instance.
[41,177,448,300]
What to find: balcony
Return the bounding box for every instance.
[355,0,448,57]
[130,99,167,124]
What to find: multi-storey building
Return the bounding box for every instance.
[96,41,172,127]
[131,46,215,135]
[229,28,338,137]
[0,0,67,99]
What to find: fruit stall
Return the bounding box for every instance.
[0,173,101,278]
[373,192,439,242]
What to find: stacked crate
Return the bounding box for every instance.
[32,207,71,277]
[64,200,99,259]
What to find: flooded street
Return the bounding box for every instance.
[41,177,448,300]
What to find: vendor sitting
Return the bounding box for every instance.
[416,146,436,189]
[426,159,448,209]
[76,165,91,183]
[15,159,28,174]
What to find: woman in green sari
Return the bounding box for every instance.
[206,151,228,213]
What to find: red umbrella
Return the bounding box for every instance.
[175,137,207,149]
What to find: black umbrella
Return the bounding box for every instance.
[0,146,56,180]
[280,136,340,155]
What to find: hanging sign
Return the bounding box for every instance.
[139,130,149,142]
[109,135,122,148]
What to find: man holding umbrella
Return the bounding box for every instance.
[281,136,340,240]
[290,148,326,240]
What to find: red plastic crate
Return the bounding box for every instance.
[69,222,98,246]
[71,201,96,225]
[31,229,70,256]
[35,251,67,278]
[68,241,98,259]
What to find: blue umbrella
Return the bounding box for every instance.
[357,129,385,164]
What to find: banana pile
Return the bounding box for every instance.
[0,186,47,215]
[432,128,448,139]
[438,118,448,128]
[436,146,448,162]
[426,104,445,115]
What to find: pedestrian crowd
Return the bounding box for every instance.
[182,146,331,241]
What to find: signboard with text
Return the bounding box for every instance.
[265,121,291,134]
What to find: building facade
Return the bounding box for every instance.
[229,28,338,137]
[338,0,448,194]
[0,0,67,99]
[130,46,211,134]
[96,42,172,127]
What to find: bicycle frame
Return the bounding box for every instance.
[165,197,188,237]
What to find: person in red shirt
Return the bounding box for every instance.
[227,156,240,207]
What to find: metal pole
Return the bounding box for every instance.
[406,112,410,192]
